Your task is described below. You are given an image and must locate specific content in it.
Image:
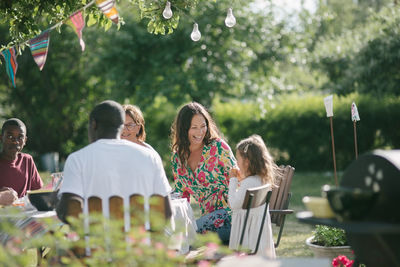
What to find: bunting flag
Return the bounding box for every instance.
[96,0,119,24]
[1,47,18,87]
[67,11,86,51]
[29,31,50,71]
[351,102,360,121]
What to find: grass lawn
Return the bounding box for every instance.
[275,171,341,257]
[39,170,340,258]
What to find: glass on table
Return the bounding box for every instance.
[50,172,64,191]
[170,191,182,200]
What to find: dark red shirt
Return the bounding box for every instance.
[0,152,43,197]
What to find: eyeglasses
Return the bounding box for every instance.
[5,135,25,142]
[124,123,137,131]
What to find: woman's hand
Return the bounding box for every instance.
[229,168,242,180]
[0,187,18,206]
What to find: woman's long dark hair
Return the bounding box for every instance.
[171,102,220,165]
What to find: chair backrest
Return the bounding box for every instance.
[269,165,295,225]
[239,183,273,254]
[65,194,172,256]
[66,194,172,228]
[241,183,272,210]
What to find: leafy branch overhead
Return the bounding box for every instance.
[0,0,198,50]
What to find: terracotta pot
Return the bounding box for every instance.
[306,236,354,260]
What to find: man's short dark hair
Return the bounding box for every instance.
[1,118,27,134]
[89,100,124,131]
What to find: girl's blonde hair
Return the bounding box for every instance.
[236,134,279,185]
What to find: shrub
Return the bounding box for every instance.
[312,225,347,247]
[212,93,400,172]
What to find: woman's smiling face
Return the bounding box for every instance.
[188,114,207,146]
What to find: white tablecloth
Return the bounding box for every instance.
[169,198,198,254]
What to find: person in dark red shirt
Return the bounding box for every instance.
[0,118,43,204]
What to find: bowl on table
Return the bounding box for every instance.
[322,185,379,222]
[27,189,58,211]
[302,196,335,219]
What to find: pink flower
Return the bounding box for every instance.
[221,141,229,150]
[205,242,219,258]
[208,205,215,213]
[218,160,224,167]
[198,171,206,183]
[178,167,187,176]
[332,255,354,267]
[155,242,164,250]
[209,156,217,164]
[187,188,194,194]
[214,218,224,228]
[198,260,211,267]
[210,146,217,156]
[208,164,215,172]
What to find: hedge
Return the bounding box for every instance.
[213,93,400,172]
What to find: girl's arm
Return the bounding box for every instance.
[228,177,242,209]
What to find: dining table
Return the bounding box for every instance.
[168,197,198,254]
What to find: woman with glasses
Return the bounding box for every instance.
[170,102,237,244]
[121,104,155,150]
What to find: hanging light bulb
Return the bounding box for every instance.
[191,23,201,42]
[162,1,173,19]
[225,8,236,28]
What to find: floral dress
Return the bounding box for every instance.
[171,138,237,217]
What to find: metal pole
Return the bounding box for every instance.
[330,117,338,186]
[353,121,358,159]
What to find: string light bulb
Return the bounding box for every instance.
[191,23,201,41]
[162,1,173,19]
[225,8,236,28]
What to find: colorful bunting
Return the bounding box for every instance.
[1,47,18,87]
[0,0,122,86]
[29,31,50,71]
[68,11,86,51]
[96,0,119,24]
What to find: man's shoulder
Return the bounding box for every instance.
[18,152,34,161]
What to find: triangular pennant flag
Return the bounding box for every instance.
[96,0,119,24]
[351,102,360,121]
[1,47,18,87]
[29,31,50,71]
[67,11,85,51]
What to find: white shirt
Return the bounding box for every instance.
[228,175,275,258]
[59,139,172,220]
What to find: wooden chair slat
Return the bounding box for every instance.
[66,198,83,219]
[129,194,145,228]
[109,196,124,220]
[268,165,295,248]
[149,194,172,232]
[88,196,102,214]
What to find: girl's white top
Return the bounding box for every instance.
[228,175,275,258]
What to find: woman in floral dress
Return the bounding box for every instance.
[170,102,237,243]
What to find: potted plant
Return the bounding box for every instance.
[306,225,353,260]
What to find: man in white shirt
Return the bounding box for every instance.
[56,100,171,223]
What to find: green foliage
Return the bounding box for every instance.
[0,0,201,50]
[312,5,400,96]
[213,93,400,172]
[312,225,347,247]
[0,208,228,266]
